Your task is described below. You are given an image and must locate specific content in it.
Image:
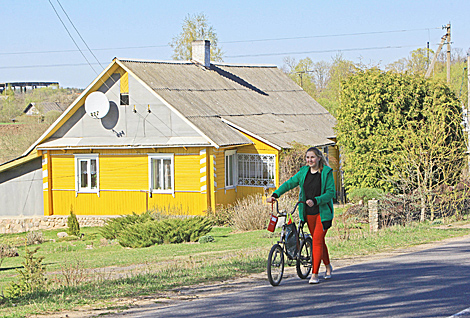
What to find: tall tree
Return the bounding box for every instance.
[318,54,357,116]
[336,69,466,203]
[169,13,223,62]
[283,57,317,97]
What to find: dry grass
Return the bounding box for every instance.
[230,194,271,231]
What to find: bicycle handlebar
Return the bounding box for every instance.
[271,199,306,217]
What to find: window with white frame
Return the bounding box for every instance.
[149,154,174,194]
[225,150,237,188]
[75,154,99,193]
[237,153,276,187]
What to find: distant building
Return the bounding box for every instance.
[0,82,59,94]
[23,102,67,116]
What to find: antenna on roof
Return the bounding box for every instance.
[85,91,110,119]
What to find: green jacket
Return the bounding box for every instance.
[273,165,335,222]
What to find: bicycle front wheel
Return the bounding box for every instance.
[296,236,312,279]
[267,244,284,286]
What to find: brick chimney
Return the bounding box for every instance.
[192,40,210,68]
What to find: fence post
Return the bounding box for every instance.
[368,199,379,232]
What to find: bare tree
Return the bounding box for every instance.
[169,13,223,62]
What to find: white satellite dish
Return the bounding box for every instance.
[85,91,110,119]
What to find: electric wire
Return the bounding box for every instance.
[47,0,100,76]
[55,0,105,69]
[225,44,421,58]
[0,27,441,56]
[0,44,427,70]
[222,27,441,44]
[46,0,199,146]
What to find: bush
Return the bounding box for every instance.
[206,206,233,227]
[230,194,272,231]
[117,216,213,248]
[66,211,80,237]
[198,235,214,244]
[0,244,19,268]
[348,188,384,204]
[99,211,157,240]
[26,231,45,245]
[5,246,46,298]
[118,220,164,248]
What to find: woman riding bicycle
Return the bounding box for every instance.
[267,146,335,284]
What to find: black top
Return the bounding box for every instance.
[304,169,321,215]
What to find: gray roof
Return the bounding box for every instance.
[24,102,67,114]
[37,136,210,150]
[120,60,336,149]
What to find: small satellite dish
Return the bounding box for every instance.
[85,92,110,119]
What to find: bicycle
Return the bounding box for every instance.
[267,200,312,286]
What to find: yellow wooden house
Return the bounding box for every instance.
[0,41,339,217]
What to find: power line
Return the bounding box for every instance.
[0,62,102,69]
[55,0,104,69]
[222,28,441,44]
[226,44,422,58]
[0,44,427,69]
[0,27,441,56]
[47,0,99,75]
[0,45,168,56]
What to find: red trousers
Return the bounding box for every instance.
[306,213,330,274]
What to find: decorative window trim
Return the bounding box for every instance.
[74,154,99,196]
[225,149,237,190]
[237,153,276,188]
[148,154,175,196]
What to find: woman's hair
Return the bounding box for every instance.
[306,146,330,170]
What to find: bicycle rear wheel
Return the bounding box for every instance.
[296,236,312,279]
[267,244,284,286]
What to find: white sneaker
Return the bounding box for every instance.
[309,275,320,284]
[325,264,333,279]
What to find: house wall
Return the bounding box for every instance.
[328,144,342,195]
[0,157,43,216]
[214,132,280,207]
[47,147,208,216]
[51,71,201,141]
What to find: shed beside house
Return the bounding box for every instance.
[0,40,339,218]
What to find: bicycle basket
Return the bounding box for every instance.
[285,222,299,259]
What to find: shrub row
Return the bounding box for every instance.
[100,213,212,248]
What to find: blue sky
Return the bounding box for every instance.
[1,0,469,88]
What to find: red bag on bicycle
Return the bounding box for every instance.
[267,214,278,232]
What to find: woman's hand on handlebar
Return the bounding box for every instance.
[266,196,276,204]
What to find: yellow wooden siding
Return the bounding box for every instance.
[52,190,207,216]
[214,132,280,207]
[120,72,129,93]
[48,148,207,215]
[328,145,342,193]
[52,191,145,215]
[100,156,147,190]
[51,155,75,189]
[175,155,201,191]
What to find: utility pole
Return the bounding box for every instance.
[425,23,451,82]
[446,23,451,84]
[465,55,470,171]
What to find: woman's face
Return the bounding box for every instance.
[306,151,320,170]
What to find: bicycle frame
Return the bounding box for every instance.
[271,200,310,261]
